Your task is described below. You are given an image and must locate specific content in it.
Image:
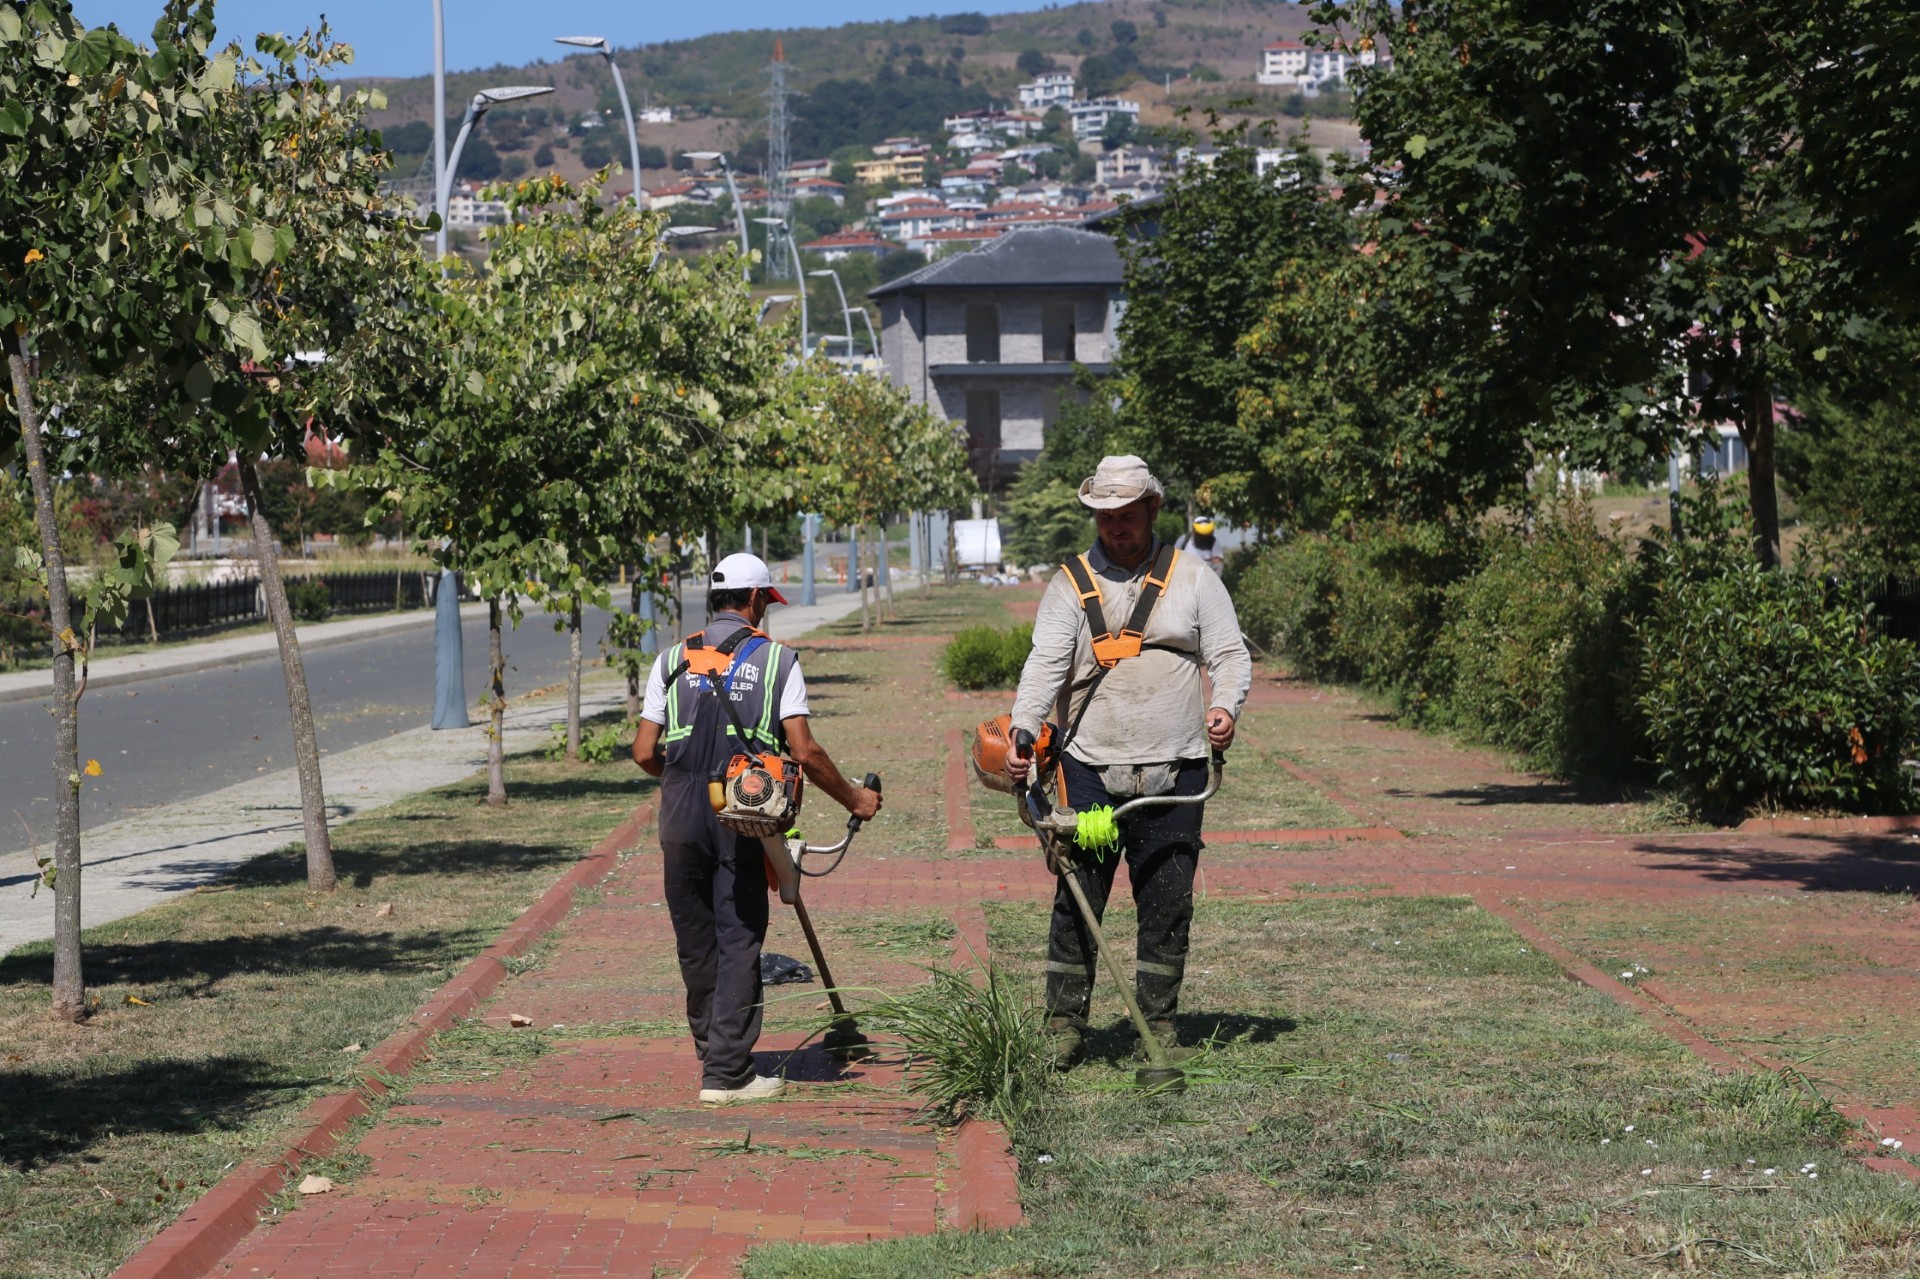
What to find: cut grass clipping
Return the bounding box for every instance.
[745,896,1920,1279]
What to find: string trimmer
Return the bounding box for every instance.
[758,772,882,1061]
[1011,729,1224,1092]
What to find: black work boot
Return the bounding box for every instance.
[1132,1019,1199,1064]
[1045,1016,1085,1070]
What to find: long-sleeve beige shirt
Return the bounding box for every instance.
[1010,539,1252,766]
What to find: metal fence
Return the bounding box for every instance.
[103,569,433,639]
[1872,578,1920,647]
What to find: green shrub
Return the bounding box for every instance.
[940,622,1033,690]
[859,959,1051,1126]
[544,717,632,763]
[1234,522,1473,701]
[1430,508,1648,778]
[1637,562,1920,814]
[286,578,332,623]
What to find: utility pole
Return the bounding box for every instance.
[764,40,794,280]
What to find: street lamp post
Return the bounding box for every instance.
[431,82,553,731]
[807,267,855,361]
[438,84,555,260]
[554,37,643,211]
[684,152,753,283]
[754,218,807,353]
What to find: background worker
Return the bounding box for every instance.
[1007,456,1252,1066]
[1178,516,1226,574]
[632,553,882,1105]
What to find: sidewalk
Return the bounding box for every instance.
[0,586,879,957]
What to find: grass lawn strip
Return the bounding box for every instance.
[0,750,651,1279]
[744,896,1920,1278]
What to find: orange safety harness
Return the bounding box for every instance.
[1060,543,1181,669]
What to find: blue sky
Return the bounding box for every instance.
[72,0,1050,80]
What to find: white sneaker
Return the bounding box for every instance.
[698,1075,785,1106]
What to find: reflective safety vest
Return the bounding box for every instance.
[661,624,787,755]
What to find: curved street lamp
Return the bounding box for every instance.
[754,217,807,353]
[807,267,856,361]
[684,151,754,282]
[554,36,644,212]
[437,84,555,260]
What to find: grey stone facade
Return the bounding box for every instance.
[871,227,1124,485]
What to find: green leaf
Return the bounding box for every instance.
[0,101,27,137]
[249,223,278,266]
[1406,134,1430,159]
[183,362,214,402]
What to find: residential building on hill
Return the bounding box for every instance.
[1096,146,1166,186]
[798,230,903,262]
[856,150,929,186]
[871,226,1124,485]
[1017,71,1076,111]
[784,159,834,181]
[1257,37,1379,93]
[793,176,847,205]
[1069,97,1141,141]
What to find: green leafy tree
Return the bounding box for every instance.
[1109,132,1347,521]
[1317,0,1882,566]
[354,175,779,797]
[0,0,298,1020]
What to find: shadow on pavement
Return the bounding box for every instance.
[1391,780,1647,809]
[0,924,495,996]
[208,837,583,891]
[1631,834,1920,896]
[0,1054,302,1171]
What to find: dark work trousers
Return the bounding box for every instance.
[1045,754,1207,1027]
[661,827,771,1090]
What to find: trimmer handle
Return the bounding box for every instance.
[847,772,882,834]
[1013,728,1035,756]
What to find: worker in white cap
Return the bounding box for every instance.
[632,553,881,1105]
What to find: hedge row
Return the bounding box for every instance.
[1233,504,1920,816]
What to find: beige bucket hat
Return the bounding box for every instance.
[1077,454,1165,510]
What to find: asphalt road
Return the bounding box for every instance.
[0,602,629,861]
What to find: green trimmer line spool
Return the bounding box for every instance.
[1075,804,1120,852]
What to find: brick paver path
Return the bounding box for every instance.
[184,640,1920,1279]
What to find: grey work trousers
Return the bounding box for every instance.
[662,830,770,1090]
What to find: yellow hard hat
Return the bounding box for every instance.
[1192,518,1216,535]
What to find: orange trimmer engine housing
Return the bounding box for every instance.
[970,713,1055,794]
[709,752,805,838]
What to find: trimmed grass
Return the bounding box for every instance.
[745,897,1920,1277]
[0,752,650,1279]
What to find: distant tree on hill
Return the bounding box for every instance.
[580,136,614,169]
[791,77,990,156]
[381,120,432,158]
[1112,19,1139,44]
[877,250,924,283]
[457,137,502,182]
[940,11,990,35]
[502,155,530,180]
[1017,48,1055,76]
[1077,27,1095,47]
[1100,114,1136,150]
[534,143,555,168]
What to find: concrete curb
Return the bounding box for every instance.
[945,728,979,853]
[1732,812,1920,837]
[941,901,1023,1233]
[109,798,657,1279]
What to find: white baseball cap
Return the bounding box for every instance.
[710,552,789,605]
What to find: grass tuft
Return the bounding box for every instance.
[857,956,1051,1128]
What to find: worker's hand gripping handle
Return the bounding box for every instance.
[847,773,882,834]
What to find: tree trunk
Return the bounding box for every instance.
[879,523,896,619]
[566,597,582,762]
[394,514,405,611]
[239,458,337,892]
[486,598,507,806]
[626,577,643,720]
[1741,384,1782,569]
[7,333,86,1022]
[144,597,158,644]
[945,514,958,586]
[858,527,872,633]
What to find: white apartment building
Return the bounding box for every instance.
[1017,71,1076,111]
[1257,38,1379,94]
[1068,97,1141,141]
